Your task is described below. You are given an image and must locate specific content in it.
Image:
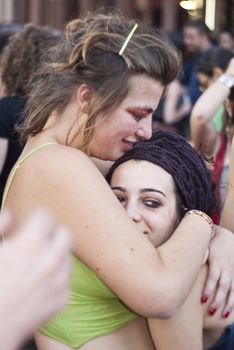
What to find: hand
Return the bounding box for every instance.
[201,225,234,318]
[0,209,72,350]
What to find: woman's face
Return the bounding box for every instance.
[110,159,179,247]
[89,74,164,160]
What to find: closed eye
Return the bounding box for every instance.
[114,194,125,204]
[132,113,144,122]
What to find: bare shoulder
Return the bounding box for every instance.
[5,144,107,227]
[19,143,105,189]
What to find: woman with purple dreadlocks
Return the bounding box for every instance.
[107,129,234,350]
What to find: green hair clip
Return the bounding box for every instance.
[119,23,138,56]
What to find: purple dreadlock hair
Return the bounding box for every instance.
[106,129,216,218]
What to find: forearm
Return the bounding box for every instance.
[148,266,205,350]
[155,214,212,311]
[220,188,234,231]
[163,80,184,124]
[191,78,233,122]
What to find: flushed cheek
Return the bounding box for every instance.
[122,123,139,137]
[111,124,138,141]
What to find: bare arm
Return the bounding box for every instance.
[91,157,113,176]
[221,135,234,231]
[190,86,221,157]
[191,58,234,156]
[6,146,213,319]
[149,262,234,350]
[163,80,191,124]
[148,267,205,350]
[202,226,234,317]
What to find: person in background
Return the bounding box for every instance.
[107,129,234,350]
[162,20,214,140]
[191,55,234,223]
[182,19,214,105]
[0,23,60,205]
[218,31,234,53]
[0,209,71,350]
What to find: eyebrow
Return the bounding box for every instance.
[111,186,167,198]
[127,106,154,114]
[140,188,166,198]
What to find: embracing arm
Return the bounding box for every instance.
[50,148,213,317]
[91,157,113,176]
[148,267,206,350]
[202,226,234,318]
[8,146,212,319]
[207,136,234,317]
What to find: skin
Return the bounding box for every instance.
[183,26,211,54]
[3,73,218,350]
[110,159,234,350]
[88,75,158,160]
[110,160,179,247]
[183,26,202,53]
[191,59,234,159]
[0,210,71,350]
[218,32,234,51]
[221,133,234,231]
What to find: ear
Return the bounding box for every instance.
[76,84,93,113]
[224,98,233,118]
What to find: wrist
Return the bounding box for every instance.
[185,210,215,239]
[217,74,234,89]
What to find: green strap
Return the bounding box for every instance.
[1,142,57,211]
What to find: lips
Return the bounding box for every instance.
[122,139,136,151]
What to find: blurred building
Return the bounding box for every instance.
[0,0,233,34]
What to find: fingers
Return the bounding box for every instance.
[202,248,209,265]
[207,271,231,316]
[202,269,234,318]
[221,282,234,318]
[201,266,220,304]
[0,209,72,347]
[203,227,234,319]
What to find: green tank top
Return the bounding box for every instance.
[2,143,138,348]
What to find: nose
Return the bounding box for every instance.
[125,202,141,223]
[136,116,152,140]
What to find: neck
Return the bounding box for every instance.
[40,101,88,150]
